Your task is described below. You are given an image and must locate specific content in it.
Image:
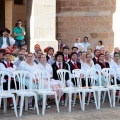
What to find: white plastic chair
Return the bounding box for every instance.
[33,70,60,115]
[57,69,78,112]
[102,68,120,107]
[0,71,18,117]
[72,69,98,111]
[13,70,39,117]
[117,68,120,102]
[87,68,112,109]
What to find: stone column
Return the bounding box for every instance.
[113,0,120,47]
[5,0,13,32]
[28,0,58,52]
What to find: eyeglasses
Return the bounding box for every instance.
[100,56,105,57]
[115,56,119,57]
[18,23,22,24]
[27,56,32,58]
[19,54,24,55]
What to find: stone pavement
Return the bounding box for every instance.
[1,101,120,120]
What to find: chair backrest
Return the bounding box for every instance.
[0,71,11,93]
[102,68,117,86]
[72,69,87,88]
[57,69,71,87]
[87,68,101,87]
[65,62,70,71]
[33,70,51,91]
[13,70,33,91]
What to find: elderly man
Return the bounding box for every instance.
[0,51,19,109]
[14,50,25,68]
[0,28,15,49]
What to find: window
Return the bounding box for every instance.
[14,0,24,5]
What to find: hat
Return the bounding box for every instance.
[44,46,54,53]
[3,51,11,56]
[70,52,77,58]
[71,46,78,50]
[0,28,10,35]
[6,46,14,52]
[55,51,64,59]
[0,49,6,53]
[34,44,41,50]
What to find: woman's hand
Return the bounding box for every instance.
[80,74,84,78]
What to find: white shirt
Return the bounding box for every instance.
[1,37,8,48]
[74,43,84,51]
[0,61,16,82]
[1,37,15,49]
[96,45,104,50]
[38,63,53,77]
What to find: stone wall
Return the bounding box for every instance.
[56,0,116,52]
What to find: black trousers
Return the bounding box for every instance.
[3,80,19,90]
[72,78,86,87]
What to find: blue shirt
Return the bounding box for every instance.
[82,42,91,52]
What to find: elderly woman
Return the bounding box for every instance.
[19,52,40,109]
[38,54,61,96]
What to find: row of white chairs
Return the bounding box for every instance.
[57,68,120,112]
[0,68,120,117]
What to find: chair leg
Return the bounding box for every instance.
[68,92,72,112]
[65,94,68,107]
[34,95,39,115]
[19,96,24,117]
[42,95,46,115]
[3,98,7,113]
[102,91,106,104]
[112,90,116,108]
[73,93,76,107]
[0,97,1,108]
[81,92,86,111]
[78,92,82,109]
[16,96,19,106]
[87,92,91,105]
[58,92,62,103]
[55,93,60,113]
[25,97,28,111]
[107,90,112,107]
[93,91,98,109]
[97,91,101,109]
[12,96,18,117]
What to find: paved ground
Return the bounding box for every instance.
[1,101,120,120]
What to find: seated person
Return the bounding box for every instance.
[0,51,19,109]
[44,46,54,61]
[110,52,120,84]
[19,52,40,109]
[96,40,104,50]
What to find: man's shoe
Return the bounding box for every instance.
[28,103,33,110]
[10,103,14,110]
[60,100,65,106]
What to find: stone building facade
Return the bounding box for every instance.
[56,0,116,52]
